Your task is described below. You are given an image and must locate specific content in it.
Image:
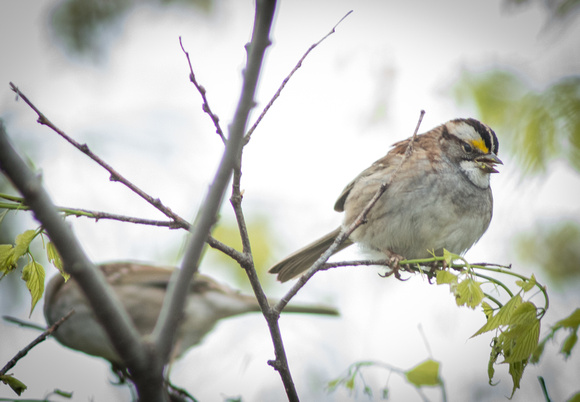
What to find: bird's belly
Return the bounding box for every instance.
[346,179,490,259]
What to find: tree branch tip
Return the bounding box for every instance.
[335,10,354,27]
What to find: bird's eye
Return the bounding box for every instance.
[462,142,473,153]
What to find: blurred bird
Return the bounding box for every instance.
[44,262,338,367]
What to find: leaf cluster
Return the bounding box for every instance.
[0,225,67,316]
[434,250,546,398]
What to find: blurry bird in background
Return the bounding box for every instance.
[43,262,338,370]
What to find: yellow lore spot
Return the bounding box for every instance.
[471,137,489,153]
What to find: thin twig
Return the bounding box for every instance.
[275,110,426,313]
[2,316,47,332]
[179,37,226,144]
[9,82,189,228]
[0,198,181,228]
[244,10,353,145]
[0,310,74,376]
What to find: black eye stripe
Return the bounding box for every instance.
[453,118,499,155]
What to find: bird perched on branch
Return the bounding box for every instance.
[269,118,502,282]
[44,262,338,367]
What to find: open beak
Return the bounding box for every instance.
[475,153,503,174]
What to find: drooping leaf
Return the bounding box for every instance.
[0,374,27,396]
[508,360,526,398]
[21,261,45,316]
[47,241,69,281]
[404,359,441,387]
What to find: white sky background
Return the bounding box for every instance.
[1,0,580,401]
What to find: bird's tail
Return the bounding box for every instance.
[269,227,352,282]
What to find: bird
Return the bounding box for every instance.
[43,262,338,367]
[269,118,502,282]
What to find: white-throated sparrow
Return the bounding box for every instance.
[44,262,338,366]
[270,118,502,282]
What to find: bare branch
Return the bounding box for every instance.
[0,310,74,377]
[179,36,226,144]
[152,0,278,370]
[9,82,190,229]
[0,196,180,228]
[244,10,353,145]
[6,85,249,263]
[1,193,249,268]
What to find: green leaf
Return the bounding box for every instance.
[21,261,45,316]
[0,374,27,396]
[455,278,484,309]
[12,229,37,263]
[473,295,523,337]
[568,391,580,402]
[404,359,441,387]
[561,330,578,359]
[516,273,537,292]
[0,244,16,274]
[47,242,69,281]
[555,308,580,329]
[436,270,457,285]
